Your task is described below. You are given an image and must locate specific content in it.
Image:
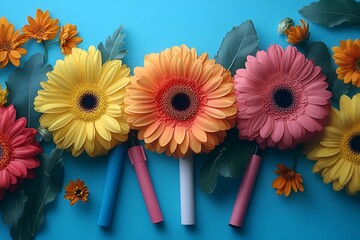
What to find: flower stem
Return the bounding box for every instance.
[42,42,48,63]
[292,147,299,171]
[44,41,59,48]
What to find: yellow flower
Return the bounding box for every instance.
[64,179,89,205]
[0,18,27,68]
[285,19,309,45]
[34,46,130,157]
[0,85,8,106]
[332,39,360,87]
[22,9,60,43]
[304,94,360,195]
[125,45,237,158]
[272,164,304,197]
[59,24,82,55]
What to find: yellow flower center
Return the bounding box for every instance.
[0,41,12,52]
[355,58,360,71]
[340,126,360,164]
[70,84,108,122]
[0,135,12,170]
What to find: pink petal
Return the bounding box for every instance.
[271,120,285,143]
[307,96,330,105]
[260,116,274,139]
[286,120,302,141]
[7,118,27,139]
[13,145,42,158]
[14,158,40,169]
[0,169,10,188]
[7,161,27,177]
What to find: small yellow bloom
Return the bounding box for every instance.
[332,39,360,87]
[22,9,60,43]
[59,24,82,55]
[64,178,89,205]
[0,85,8,106]
[272,164,304,197]
[285,19,310,45]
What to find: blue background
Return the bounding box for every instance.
[1,0,360,239]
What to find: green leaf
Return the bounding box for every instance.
[304,41,349,106]
[10,148,64,239]
[214,20,258,76]
[198,128,254,193]
[1,191,28,227]
[98,25,128,63]
[299,0,360,28]
[5,54,52,129]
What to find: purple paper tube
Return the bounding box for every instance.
[128,145,163,223]
[229,153,262,228]
[98,144,127,227]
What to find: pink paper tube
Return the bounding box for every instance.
[128,145,163,223]
[229,148,262,228]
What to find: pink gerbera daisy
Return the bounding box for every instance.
[0,105,42,199]
[234,45,332,149]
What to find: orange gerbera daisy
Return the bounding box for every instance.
[272,164,304,197]
[22,9,60,43]
[125,45,237,158]
[0,18,27,68]
[59,24,82,55]
[332,39,360,87]
[64,178,89,205]
[285,19,309,45]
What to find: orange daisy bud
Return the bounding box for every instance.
[285,19,310,45]
[272,164,304,197]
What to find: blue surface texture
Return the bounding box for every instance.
[1,0,360,239]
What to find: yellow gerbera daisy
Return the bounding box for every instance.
[332,39,360,87]
[303,94,360,195]
[34,46,130,157]
[22,9,60,43]
[125,45,237,158]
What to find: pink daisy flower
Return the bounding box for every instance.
[0,105,42,199]
[234,45,332,149]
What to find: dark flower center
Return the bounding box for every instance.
[171,93,191,111]
[0,41,12,52]
[273,88,294,109]
[79,93,98,111]
[349,135,360,154]
[159,82,200,121]
[355,59,360,71]
[75,188,82,196]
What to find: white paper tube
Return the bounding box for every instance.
[179,155,195,225]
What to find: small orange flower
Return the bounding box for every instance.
[59,24,82,55]
[332,39,360,87]
[22,9,60,43]
[285,19,309,45]
[64,178,89,205]
[0,17,10,27]
[0,18,27,68]
[272,164,304,197]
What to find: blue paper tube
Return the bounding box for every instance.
[97,144,127,227]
